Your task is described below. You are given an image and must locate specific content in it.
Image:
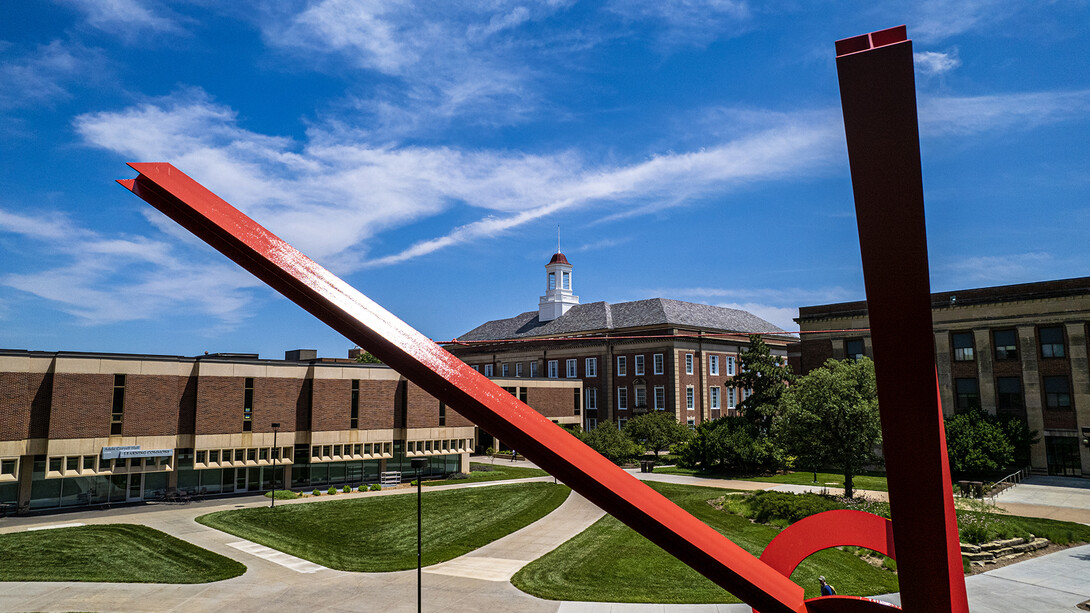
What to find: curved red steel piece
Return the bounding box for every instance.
[760,510,896,578]
[117,163,808,613]
[804,596,901,612]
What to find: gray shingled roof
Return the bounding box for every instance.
[458,298,785,341]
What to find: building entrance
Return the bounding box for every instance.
[1045,436,1081,476]
[126,473,144,502]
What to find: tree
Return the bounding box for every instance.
[945,407,1037,476]
[354,350,383,364]
[733,334,795,434]
[707,415,786,473]
[775,357,882,497]
[578,422,642,465]
[623,411,692,457]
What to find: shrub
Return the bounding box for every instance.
[327,487,338,495]
[312,489,321,496]
[446,472,469,480]
[369,483,382,491]
[410,480,419,486]
[358,485,368,492]
[343,485,352,493]
[475,464,494,472]
[748,491,841,525]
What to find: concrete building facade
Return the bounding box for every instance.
[795,277,1090,477]
[0,348,579,513]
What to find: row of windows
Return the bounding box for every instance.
[405,439,473,454]
[195,447,294,467]
[46,455,171,476]
[310,442,392,461]
[476,351,756,380]
[953,375,1074,412]
[950,326,1070,363]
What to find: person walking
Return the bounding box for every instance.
[819,576,836,596]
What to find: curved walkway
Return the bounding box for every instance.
[1,469,1089,612]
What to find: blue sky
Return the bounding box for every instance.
[2,1,1089,359]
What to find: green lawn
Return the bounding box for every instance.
[197,482,569,571]
[652,466,889,492]
[423,462,548,486]
[512,482,898,603]
[0,524,246,583]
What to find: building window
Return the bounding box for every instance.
[726,387,736,409]
[954,378,980,411]
[587,418,598,430]
[519,387,528,403]
[1044,376,1071,409]
[994,329,1018,361]
[516,362,524,377]
[617,387,628,410]
[484,364,494,377]
[687,418,696,430]
[635,355,645,375]
[0,459,16,476]
[548,272,556,290]
[530,361,539,377]
[243,377,254,432]
[845,339,865,361]
[710,386,721,410]
[110,374,125,436]
[548,360,559,378]
[635,387,647,409]
[586,388,597,410]
[726,356,736,376]
[502,363,509,377]
[654,386,665,410]
[709,355,719,376]
[996,377,1024,415]
[562,271,570,289]
[685,354,693,375]
[952,332,975,361]
[1040,326,1066,358]
[439,402,446,427]
[686,386,694,410]
[586,358,597,377]
[350,379,359,428]
[566,359,578,378]
[617,356,627,376]
[653,354,664,375]
[472,365,479,372]
[574,388,581,415]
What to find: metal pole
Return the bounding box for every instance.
[417,469,422,613]
[271,423,280,508]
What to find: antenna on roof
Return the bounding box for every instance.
[557,224,561,253]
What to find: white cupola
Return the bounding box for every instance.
[538,251,579,322]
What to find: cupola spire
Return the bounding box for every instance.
[538,240,579,322]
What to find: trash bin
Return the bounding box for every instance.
[640,460,655,473]
[957,480,970,497]
[970,481,984,499]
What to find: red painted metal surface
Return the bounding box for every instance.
[836,25,969,613]
[760,510,895,578]
[118,163,807,613]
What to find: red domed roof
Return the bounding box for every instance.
[548,252,570,265]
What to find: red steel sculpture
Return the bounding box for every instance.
[118,25,966,613]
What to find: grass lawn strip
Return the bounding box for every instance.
[0,524,246,583]
[197,481,569,572]
[512,481,898,603]
[653,466,889,492]
[423,462,548,486]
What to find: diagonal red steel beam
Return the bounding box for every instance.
[118,163,807,613]
[836,25,969,613]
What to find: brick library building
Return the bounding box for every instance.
[448,252,794,434]
[795,277,1090,478]
[0,348,579,513]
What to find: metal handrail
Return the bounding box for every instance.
[987,465,1031,503]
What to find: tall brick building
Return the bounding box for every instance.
[448,252,794,431]
[795,277,1090,478]
[0,349,578,512]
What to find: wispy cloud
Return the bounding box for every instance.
[939,252,1055,285]
[918,89,1090,137]
[0,208,261,325]
[605,0,751,48]
[914,50,960,76]
[0,40,106,110]
[908,0,1012,44]
[58,0,182,38]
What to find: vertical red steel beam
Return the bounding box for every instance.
[835,26,968,613]
[118,163,808,613]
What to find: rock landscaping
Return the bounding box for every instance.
[961,535,1050,566]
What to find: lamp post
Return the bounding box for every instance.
[270,422,280,508]
[410,457,429,613]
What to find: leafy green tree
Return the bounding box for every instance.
[775,357,882,497]
[354,350,383,364]
[676,419,726,469]
[944,407,1037,476]
[578,422,642,465]
[707,416,786,473]
[623,411,692,457]
[733,335,795,434]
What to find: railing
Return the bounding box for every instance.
[987,465,1032,503]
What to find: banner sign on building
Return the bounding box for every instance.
[101,446,174,459]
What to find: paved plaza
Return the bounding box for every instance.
[0,467,1087,612]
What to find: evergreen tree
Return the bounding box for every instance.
[732,334,794,434]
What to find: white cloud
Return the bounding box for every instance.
[907,0,1011,44]
[75,90,843,272]
[0,207,261,325]
[606,0,751,48]
[59,0,181,36]
[940,252,1054,284]
[0,40,105,110]
[918,90,1090,137]
[914,50,960,76]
